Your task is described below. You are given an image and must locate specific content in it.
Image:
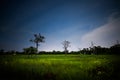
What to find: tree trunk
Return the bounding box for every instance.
[36,43,38,54]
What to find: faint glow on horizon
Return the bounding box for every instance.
[39,12,120,51]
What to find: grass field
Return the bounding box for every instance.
[0,54,120,80]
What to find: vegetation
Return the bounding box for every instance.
[62,40,71,54]
[0,43,119,55]
[23,46,37,55]
[0,33,120,80]
[1,33,119,55]
[0,54,119,80]
[30,33,45,53]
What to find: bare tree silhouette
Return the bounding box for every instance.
[62,40,70,54]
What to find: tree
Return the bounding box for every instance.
[30,33,45,53]
[23,46,37,54]
[62,40,70,54]
[110,42,120,55]
[90,41,95,54]
[0,49,4,55]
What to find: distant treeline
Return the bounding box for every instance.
[0,43,120,55]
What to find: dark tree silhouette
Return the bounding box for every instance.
[90,41,95,54]
[62,40,70,54]
[23,46,37,54]
[30,33,45,53]
[110,43,120,55]
[0,49,4,55]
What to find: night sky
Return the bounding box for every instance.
[0,0,120,51]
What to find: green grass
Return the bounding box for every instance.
[0,54,119,80]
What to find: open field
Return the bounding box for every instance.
[0,54,120,80]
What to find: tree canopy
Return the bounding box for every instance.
[30,33,45,53]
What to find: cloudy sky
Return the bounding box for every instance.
[0,0,120,51]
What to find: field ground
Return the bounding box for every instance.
[0,54,120,80]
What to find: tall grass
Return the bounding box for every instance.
[0,54,119,80]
